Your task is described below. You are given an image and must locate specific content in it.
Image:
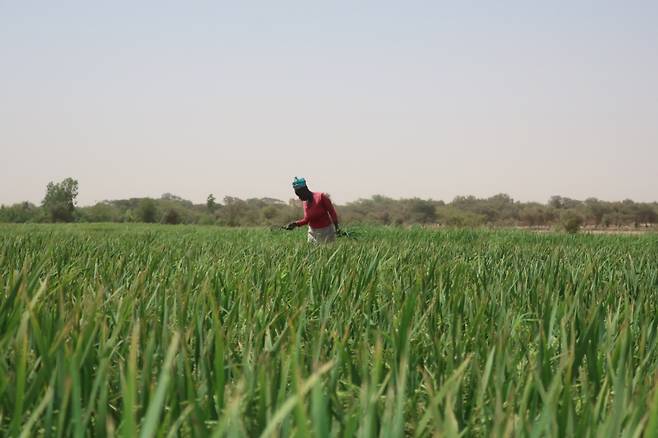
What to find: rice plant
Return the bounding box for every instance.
[0,223,657,437]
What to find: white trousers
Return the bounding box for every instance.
[307,225,336,244]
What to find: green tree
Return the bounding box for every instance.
[42,178,79,222]
[122,209,137,223]
[519,205,550,227]
[584,198,609,226]
[631,204,658,226]
[80,202,121,222]
[207,194,217,212]
[560,211,584,234]
[137,199,158,223]
[261,205,279,223]
[404,198,437,224]
[549,195,581,210]
[162,208,181,225]
[0,202,41,223]
[436,206,485,227]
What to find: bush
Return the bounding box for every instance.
[137,199,158,223]
[80,202,122,222]
[197,214,216,225]
[436,206,485,227]
[560,211,584,234]
[162,208,181,225]
[0,202,41,223]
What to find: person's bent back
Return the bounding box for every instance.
[286,177,339,243]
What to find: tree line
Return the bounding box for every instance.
[1,178,657,231]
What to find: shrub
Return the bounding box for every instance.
[560,211,584,234]
[137,199,158,223]
[162,208,181,225]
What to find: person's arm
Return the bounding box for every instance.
[321,194,339,229]
[286,205,309,229]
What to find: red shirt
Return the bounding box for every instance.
[295,192,338,229]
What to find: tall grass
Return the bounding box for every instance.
[0,224,657,436]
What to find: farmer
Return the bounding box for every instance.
[286,177,340,243]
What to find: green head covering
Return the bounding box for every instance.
[292,177,307,190]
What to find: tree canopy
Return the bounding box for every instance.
[41,178,79,222]
[2,180,657,229]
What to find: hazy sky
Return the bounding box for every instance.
[1,1,657,206]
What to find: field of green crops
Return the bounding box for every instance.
[1,224,657,437]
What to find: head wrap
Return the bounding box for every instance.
[292,177,307,189]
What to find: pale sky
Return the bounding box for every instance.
[1,1,657,206]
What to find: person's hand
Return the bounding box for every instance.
[285,222,297,230]
[334,224,340,233]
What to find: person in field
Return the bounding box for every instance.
[286,177,340,243]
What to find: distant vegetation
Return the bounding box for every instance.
[1,178,657,230]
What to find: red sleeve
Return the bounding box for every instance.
[321,193,338,224]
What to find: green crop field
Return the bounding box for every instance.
[0,224,657,437]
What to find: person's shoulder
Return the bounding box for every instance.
[319,193,334,204]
